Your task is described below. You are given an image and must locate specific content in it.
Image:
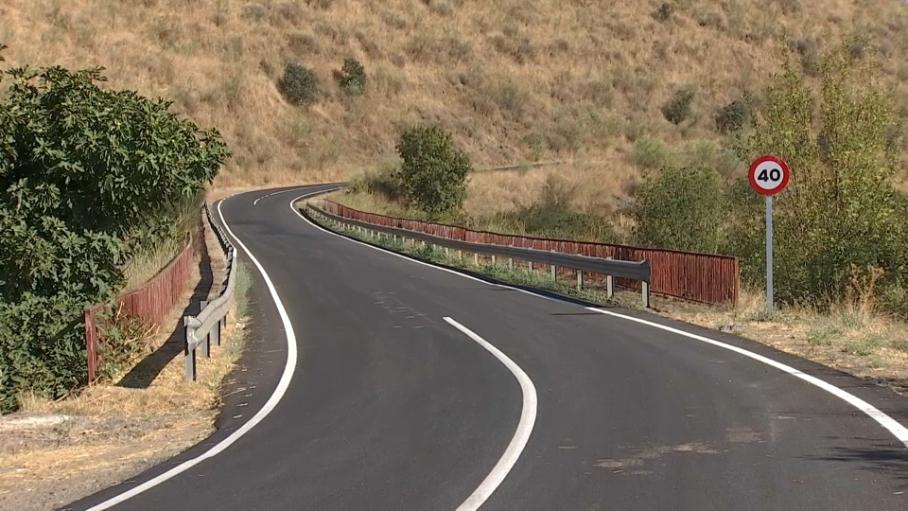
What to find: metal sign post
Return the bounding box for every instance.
[748,155,791,314]
[765,195,773,313]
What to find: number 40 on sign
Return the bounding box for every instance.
[748,155,791,313]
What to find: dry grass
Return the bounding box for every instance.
[0,212,251,511]
[1,0,904,193]
[660,286,908,392]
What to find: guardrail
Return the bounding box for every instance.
[316,199,739,305]
[306,202,654,307]
[182,202,237,381]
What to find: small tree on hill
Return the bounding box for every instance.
[396,125,471,216]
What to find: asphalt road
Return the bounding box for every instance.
[70,185,908,511]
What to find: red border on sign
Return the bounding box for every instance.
[748,155,791,196]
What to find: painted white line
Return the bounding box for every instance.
[584,306,908,447]
[86,193,311,510]
[253,187,311,206]
[292,199,908,449]
[443,317,537,511]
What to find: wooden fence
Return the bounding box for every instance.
[84,236,195,383]
[319,200,740,305]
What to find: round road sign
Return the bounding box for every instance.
[748,155,791,196]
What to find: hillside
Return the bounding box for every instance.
[1,0,906,209]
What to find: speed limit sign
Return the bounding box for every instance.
[749,154,791,314]
[748,155,791,196]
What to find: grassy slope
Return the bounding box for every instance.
[2,0,905,203]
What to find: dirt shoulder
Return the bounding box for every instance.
[0,214,250,511]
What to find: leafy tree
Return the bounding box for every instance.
[396,125,471,216]
[733,47,907,302]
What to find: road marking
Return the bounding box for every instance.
[84,190,325,510]
[584,306,908,448]
[292,199,908,449]
[253,187,310,206]
[443,317,537,511]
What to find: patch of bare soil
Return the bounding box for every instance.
[0,214,248,511]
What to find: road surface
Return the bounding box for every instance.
[70,185,908,510]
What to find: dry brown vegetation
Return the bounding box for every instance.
[1,0,905,197]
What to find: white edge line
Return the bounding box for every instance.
[443,317,537,511]
[85,190,324,510]
[291,197,908,449]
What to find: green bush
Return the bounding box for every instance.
[661,87,695,125]
[334,58,366,96]
[632,137,674,171]
[714,99,750,133]
[278,62,320,106]
[0,65,228,411]
[632,166,727,253]
[396,125,471,216]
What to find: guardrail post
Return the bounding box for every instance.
[528,261,534,271]
[214,317,222,347]
[491,254,496,265]
[577,270,583,291]
[184,317,196,381]
[642,281,651,308]
[606,274,614,298]
[551,264,557,281]
[508,258,514,270]
[200,300,211,358]
[474,253,479,266]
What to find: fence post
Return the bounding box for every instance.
[84,309,97,385]
[642,281,651,308]
[184,317,196,381]
[577,270,583,291]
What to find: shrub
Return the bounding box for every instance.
[795,39,821,77]
[278,62,319,106]
[396,125,471,216]
[334,58,366,96]
[0,66,228,410]
[661,87,695,125]
[504,175,617,241]
[632,137,674,170]
[652,3,673,22]
[632,166,727,253]
[714,99,750,133]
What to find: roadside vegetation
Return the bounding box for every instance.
[0,56,229,412]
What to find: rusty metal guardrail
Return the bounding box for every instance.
[182,202,237,381]
[305,201,654,307]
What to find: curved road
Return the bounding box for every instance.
[71,185,908,510]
